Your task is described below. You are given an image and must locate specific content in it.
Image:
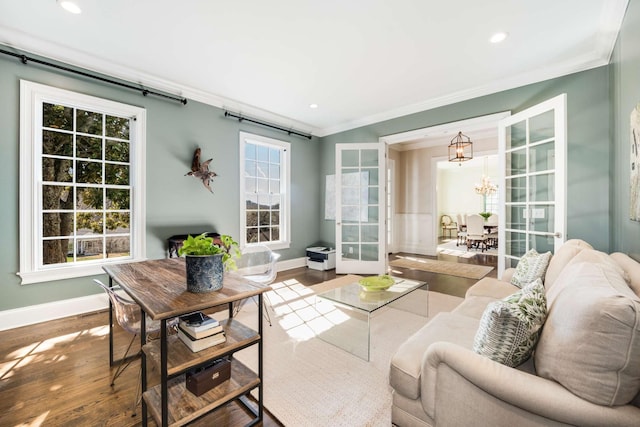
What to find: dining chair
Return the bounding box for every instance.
[456,213,467,246]
[466,214,488,252]
[486,214,499,248]
[94,279,176,415]
[233,245,281,326]
[441,214,457,239]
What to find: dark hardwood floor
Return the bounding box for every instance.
[295,239,498,299]
[0,247,494,426]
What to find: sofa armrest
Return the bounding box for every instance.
[500,267,516,282]
[421,341,640,427]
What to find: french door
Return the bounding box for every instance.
[498,94,567,275]
[335,143,386,274]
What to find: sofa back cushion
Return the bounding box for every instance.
[534,261,640,406]
[546,249,629,307]
[543,239,593,290]
[610,252,640,297]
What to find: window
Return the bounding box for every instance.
[485,188,499,214]
[19,80,146,284]
[239,132,290,250]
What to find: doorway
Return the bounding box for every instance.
[380,112,510,257]
[435,153,499,256]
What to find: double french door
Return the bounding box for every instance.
[498,94,567,275]
[335,143,386,274]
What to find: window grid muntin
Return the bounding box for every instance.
[240,132,290,250]
[40,103,132,267]
[244,141,281,244]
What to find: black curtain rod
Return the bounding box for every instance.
[0,48,188,105]
[224,111,312,139]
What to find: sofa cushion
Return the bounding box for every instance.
[544,239,592,289]
[473,279,547,367]
[390,312,479,400]
[546,249,630,308]
[610,252,640,297]
[457,277,536,320]
[535,261,640,406]
[465,277,520,300]
[510,249,551,288]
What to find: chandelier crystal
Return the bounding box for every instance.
[475,175,497,196]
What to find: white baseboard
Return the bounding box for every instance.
[277,256,307,271]
[0,257,309,331]
[396,243,437,257]
[0,293,110,332]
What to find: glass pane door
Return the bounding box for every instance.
[335,143,386,274]
[498,95,567,275]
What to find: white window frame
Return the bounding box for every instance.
[239,131,291,250]
[485,189,499,214]
[18,80,147,284]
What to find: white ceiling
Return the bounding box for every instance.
[0,0,628,137]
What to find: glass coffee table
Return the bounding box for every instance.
[315,277,428,361]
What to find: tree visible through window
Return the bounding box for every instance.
[19,81,146,284]
[239,132,290,249]
[42,103,132,265]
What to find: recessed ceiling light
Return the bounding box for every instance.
[489,32,508,44]
[309,103,318,109]
[57,0,82,14]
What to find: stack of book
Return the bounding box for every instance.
[177,311,225,352]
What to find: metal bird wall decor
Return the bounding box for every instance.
[185,148,218,193]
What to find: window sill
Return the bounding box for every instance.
[244,241,290,251]
[18,257,146,285]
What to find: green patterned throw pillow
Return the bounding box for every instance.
[473,279,547,367]
[510,248,552,288]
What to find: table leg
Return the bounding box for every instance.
[141,308,148,426]
[108,277,114,367]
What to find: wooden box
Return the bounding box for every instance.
[185,358,231,396]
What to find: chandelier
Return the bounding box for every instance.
[475,175,497,196]
[475,155,497,195]
[448,131,473,164]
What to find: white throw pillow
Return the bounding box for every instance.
[473,279,547,367]
[510,249,552,288]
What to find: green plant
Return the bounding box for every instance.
[479,212,492,220]
[178,233,241,269]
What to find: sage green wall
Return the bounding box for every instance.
[0,51,321,311]
[611,0,640,259]
[319,67,612,252]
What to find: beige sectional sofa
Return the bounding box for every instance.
[390,240,640,426]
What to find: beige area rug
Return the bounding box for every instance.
[389,256,493,280]
[231,275,463,427]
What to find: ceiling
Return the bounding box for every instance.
[0,0,628,137]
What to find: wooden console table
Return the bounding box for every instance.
[103,257,269,426]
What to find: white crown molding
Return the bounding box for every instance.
[0,0,625,140]
[317,52,609,137]
[0,27,320,137]
[596,0,629,62]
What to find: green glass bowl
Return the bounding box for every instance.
[358,275,395,292]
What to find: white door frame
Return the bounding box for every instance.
[380,112,511,256]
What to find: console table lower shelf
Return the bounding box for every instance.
[143,361,260,427]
